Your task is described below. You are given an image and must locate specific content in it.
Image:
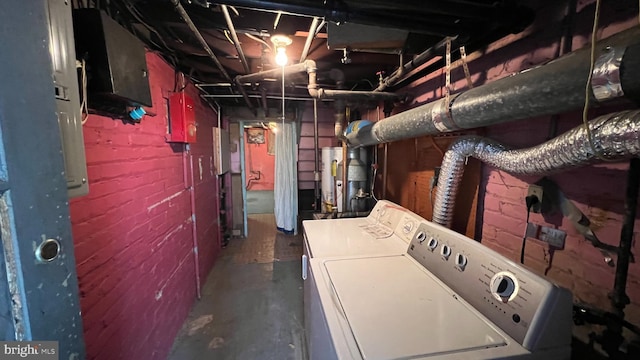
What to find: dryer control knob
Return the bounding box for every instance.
[416,231,427,243]
[427,238,438,251]
[440,244,451,260]
[403,220,415,234]
[490,272,518,303]
[455,253,467,271]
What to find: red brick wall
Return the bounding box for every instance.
[69,52,221,360]
[244,129,275,191]
[397,1,640,326]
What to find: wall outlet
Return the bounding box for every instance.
[527,184,544,213]
[539,226,566,249]
[525,222,539,238]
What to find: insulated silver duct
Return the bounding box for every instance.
[346,27,640,147]
[433,110,640,227]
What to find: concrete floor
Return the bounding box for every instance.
[169,214,305,360]
[168,212,612,360]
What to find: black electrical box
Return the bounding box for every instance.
[72,9,152,112]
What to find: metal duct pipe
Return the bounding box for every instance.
[221,5,251,74]
[376,36,459,92]
[171,0,231,82]
[300,17,320,63]
[347,27,640,147]
[345,147,367,212]
[432,110,640,227]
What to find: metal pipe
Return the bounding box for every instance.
[184,145,202,299]
[376,36,458,92]
[202,94,330,101]
[300,17,320,63]
[260,87,269,116]
[234,60,403,107]
[212,0,465,36]
[306,64,403,102]
[313,99,320,210]
[432,110,640,227]
[237,60,313,84]
[221,5,251,74]
[598,157,640,357]
[234,79,256,111]
[346,27,640,147]
[612,157,640,316]
[171,0,231,82]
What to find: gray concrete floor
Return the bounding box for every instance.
[169,214,305,360]
[168,212,610,360]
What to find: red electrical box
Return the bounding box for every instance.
[167,92,196,143]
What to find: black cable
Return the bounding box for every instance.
[521,195,539,264]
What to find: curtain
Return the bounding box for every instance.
[274,122,298,234]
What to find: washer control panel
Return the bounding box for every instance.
[366,200,422,244]
[407,221,572,350]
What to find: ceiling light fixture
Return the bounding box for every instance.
[271,34,292,66]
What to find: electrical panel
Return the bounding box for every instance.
[72,8,152,116]
[212,127,230,175]
[167,93,197,143]
[47,0,88,197]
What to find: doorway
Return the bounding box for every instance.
[244,124,276,214]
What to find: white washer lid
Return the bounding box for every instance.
[303,218,406,258]
[325,256,507,359]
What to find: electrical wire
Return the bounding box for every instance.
[581,0,612,162]
[520,208,531,264]
[520,195,539,264]
[79,59,89,125]
[121,1,175,53]
[223,29,234,45]
[244,33,272,51]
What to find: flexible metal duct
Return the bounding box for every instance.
[346,27,640,147]
[433,110,640,227]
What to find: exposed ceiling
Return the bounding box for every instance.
[77,0,537,110]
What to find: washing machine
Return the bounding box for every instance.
[302,200,422,259]
[303,206,573,360]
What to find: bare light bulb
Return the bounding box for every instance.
[275,47,288,66]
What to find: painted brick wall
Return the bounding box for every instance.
[69,52,221,360]
[396,0,640,329]
[245,129,275,191]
